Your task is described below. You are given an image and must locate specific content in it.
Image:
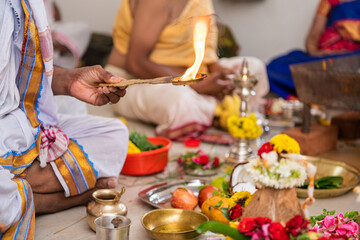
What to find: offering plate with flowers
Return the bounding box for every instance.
[177,150,221,176]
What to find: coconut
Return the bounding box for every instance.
[229,162,257,195]
[241,187,304,222]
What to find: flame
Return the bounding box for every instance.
[180,16,210,81]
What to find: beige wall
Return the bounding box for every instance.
[55,0,319,62]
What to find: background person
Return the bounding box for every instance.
[106,0,269,140]
[267,0,360,99]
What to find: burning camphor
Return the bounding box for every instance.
[180,16,210,81]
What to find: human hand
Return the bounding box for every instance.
[192,71,234,100]
[0,223,7,234]
[66,65,127,106]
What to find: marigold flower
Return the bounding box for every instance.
[270,134,300,154]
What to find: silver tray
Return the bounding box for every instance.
[138,179,207,209]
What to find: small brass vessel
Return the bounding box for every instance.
[87,187,127,231]
[141,209,208,240]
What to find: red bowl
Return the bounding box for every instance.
[121,137,172,176]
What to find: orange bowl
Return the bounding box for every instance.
[121,137,172,176]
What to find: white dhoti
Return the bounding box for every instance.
[0,1,129,237]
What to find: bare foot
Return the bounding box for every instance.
[23,160,63,194]
[0,223,7,234]
[34,177,118,214]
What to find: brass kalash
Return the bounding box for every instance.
[225,59,258,163]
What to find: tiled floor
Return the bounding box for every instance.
[34,104,360,239]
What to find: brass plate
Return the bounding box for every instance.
[296,156,360,198]
[141,208,208,240]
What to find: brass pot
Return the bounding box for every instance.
[87,187,127,231]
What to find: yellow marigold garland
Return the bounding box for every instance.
[227,113,262,139]
[269,134,300,154]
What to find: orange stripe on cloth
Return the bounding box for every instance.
[18,0,44,128]
[0,133,41,176]
[53,140,97,196]
[2,179,35,240]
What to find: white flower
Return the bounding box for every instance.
[245,157,307,189]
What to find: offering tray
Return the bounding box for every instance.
[99,73,207,87]
[296,156,360,198]
[138,179,207,209]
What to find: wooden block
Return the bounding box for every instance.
[331,111,360,139]
[282,125,338,156]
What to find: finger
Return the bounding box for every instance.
[104,92,120,104]
[93,65,127,84]
[109,88,126,98]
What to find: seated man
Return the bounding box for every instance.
[267,0,360,99]
[106,0,269,140]
[0,0,128,237]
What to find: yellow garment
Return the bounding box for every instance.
[113,0,218,73]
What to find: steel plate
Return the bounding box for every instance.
[138,179,207,209]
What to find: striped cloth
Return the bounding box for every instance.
[39,126,69,167]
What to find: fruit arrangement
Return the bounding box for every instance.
[127,130,163,154]
[170,175,255,224]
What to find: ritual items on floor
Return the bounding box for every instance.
[195,134,360,239]
[128,130,163,153]
[225,59,262,163]
[95,215,131,240]
[141,208,208,240]
[177,150,222,176]
[138,179,207,209]
[197,210,359,240]
[122,131,172,176]
[225,113,263,163]
[296,157,360,199]
[170,188,198,210]
[87,188,127,231]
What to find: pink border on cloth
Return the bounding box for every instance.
[52,31,80,61]
[155,121,212,141]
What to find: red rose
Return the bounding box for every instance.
[286,215,309,237]
[238,217,257,233]
[255,217,272,226]
[213,157,220,167]
[199,154,209,165]
[269,222,289,240]
[178,157,183,164]
[229,204,243,220]
[257,142,274,158]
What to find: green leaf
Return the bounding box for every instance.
[198,185,205,191]
[221,207,230,220]
[344,211,359,222]
[296,234,311,240]
[197,221,250,240]
[310,209,336,226]
[215,200,223,208]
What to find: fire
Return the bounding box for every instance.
[180,16,210,81]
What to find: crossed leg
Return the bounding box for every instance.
[24,161,118,215]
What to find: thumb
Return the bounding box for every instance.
[94,66,125,84]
